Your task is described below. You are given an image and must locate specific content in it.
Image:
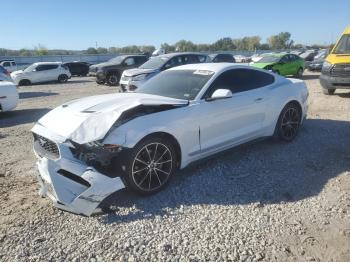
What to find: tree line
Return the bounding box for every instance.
[0,32,331,57]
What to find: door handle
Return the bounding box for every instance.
[254,98,263,102]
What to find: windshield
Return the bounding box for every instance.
[258,56,280,63]
[139,57,168,69]
[108,56,125,64]
[333,34,350,54]
[135,70,214,100]
[24,64,37,72]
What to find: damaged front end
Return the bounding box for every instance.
[31,93,189,216]
[32,129,126,216]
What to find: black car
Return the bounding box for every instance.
[63,62,90,76]
[93,55,148,86]
[208,53,236,63]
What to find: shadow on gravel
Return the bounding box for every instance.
[302,74,320,80]
[0,108,50,128]
[338,92,350,98]
[24,79,93,87]
[19,91,59,99]
[99,118,350,224]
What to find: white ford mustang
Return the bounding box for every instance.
[32,63,308,215]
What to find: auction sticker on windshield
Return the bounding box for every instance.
[193,70,214,75]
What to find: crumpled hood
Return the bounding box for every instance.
[124,68,158,77]
[33,93,188,144]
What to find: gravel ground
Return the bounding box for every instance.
[0,73,349,261]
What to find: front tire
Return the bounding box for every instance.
[106,73,120,86]
[295,67,303,78]
[275,103,302,142]
[124,137,177,195]
[58,74,68,83]
[322,88,336,95]
[18,79,31,86]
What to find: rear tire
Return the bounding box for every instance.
[18,79,31,86]
[106,73,120,86]
[274,103,302,142]
[123,137,177,195]
[58,74,68,83]
[322,88,335,95]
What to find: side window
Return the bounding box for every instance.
[36,64,58,71]
[11,62,16,66]
[124,57,135,66]
[3,62,11,67]
[224,54,235,62]
[36,65,45,71]
[280,55,289,63]
[185,55,199,64]
[198,55,207,63]
[204,69,275,98]
[163,56,182,69]
[139,56,148,64]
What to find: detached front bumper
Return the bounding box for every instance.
[32,126,125,216]
[36,157,125,216]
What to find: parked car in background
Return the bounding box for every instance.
[0,65,12,82]
[0,81,18,112]
[300,50,318,62]
[31,63,308,216]
[234,55,250,63]
[320,26,350,95]
[11,62,71,86]
[313,49,328,60]
[251,53,304,78]
[93,55,148,86]
[250,53,274,63]
[152,48,165,56]
[0,59,18,73]
[63,62,90,76]
[208,53,236,63]
[307,59,325,71]
[120,52,207,91]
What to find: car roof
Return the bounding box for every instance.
[156,52,207,59]
[209,53,232,57]
[0,59,15,62]
[33,62,62,65]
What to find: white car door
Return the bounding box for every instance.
[198,68,274,156]
[34,64,58,82]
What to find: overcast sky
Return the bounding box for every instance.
[1,0,349,50]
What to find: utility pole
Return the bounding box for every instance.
[95,42,98,49]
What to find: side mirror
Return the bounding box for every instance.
[206,89,232,101]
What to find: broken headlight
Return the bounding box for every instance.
[71,140,123,167]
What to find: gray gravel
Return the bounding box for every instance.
[0,73,349,261]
